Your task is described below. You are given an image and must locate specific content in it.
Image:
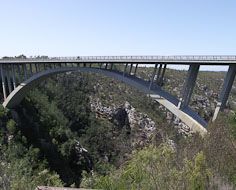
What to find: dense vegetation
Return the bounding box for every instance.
[0,68,236,189]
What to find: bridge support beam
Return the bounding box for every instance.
[35,63,39,72]
[123,63,128,77]
[105,63,108,69]
[23,64,27,80]
[6,67,12,94]
[129,64,133,74]
[149,64,158,90]
[16,64,21,84]
[213,65,236,121]
[110,63,114,70]
[11,65,16,89]
[134,64,138,76]
[178,64,200,109]
[158,64,167,86]
[0,65,7,100]
[156,64,162,85]
[29,64,33,75]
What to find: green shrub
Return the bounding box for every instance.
[6,119,16,134]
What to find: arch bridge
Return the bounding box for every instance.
[1,55,236,135]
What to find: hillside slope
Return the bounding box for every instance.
[0,68,235,189]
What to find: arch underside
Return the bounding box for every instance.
[2,67,207,135]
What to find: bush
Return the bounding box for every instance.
[6,119,16,135]
[81,144,212,190]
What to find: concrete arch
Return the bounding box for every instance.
[3,67,207,135]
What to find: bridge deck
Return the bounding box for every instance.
[0,55,236,65]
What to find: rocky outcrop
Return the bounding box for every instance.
[90,98,160,148]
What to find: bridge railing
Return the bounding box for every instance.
[79,55,236,61]
[1,55,236,62]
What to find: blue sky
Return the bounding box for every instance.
[0,0,235,70]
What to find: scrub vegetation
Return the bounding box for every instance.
[0,68,235,190]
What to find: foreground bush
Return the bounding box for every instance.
[81,144,212,190]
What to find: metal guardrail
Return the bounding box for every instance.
[1,55,236,61]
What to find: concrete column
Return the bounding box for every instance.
[99,63,102,69]
[123,63,128,77]
[134,64,138,76]
[149,64,158,90]
[129,64,133,74]
[35,63,38,72]
[158,64,167,85]
[17,64,22,83]
[11,64,16,89]
[23,64,27,80]
[0,64,7,100]
[110,63,114,70]
[178,64,200,109]
[212,65,236,121]
[105,63,108,69]
[6,66,12,94]
[89,63,92,67]
[156,64,162,85]
[43,63,46,70]
[29,63,33,75]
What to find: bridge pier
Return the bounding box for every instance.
[34,63,38,72]
[6,66,12,94]
[123,63,128,77]
[0,65,7,100]
[158,64,167,85]
[149,64,158,90]
[104,63,108,69]
[99,63,102,69]
[134,64,138,76]
[156,64,162,85]
[29,63,33,75]
[23,64,27,80]
[110,63,114,70]
[16,64,21,83]
[129,63,133,74]
[11,65,16,89]
[213,65,236,121]
[178,64,200,109]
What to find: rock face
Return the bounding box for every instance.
[112,107,129,129]
[90,98,160,148]
[90,96,197,142]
